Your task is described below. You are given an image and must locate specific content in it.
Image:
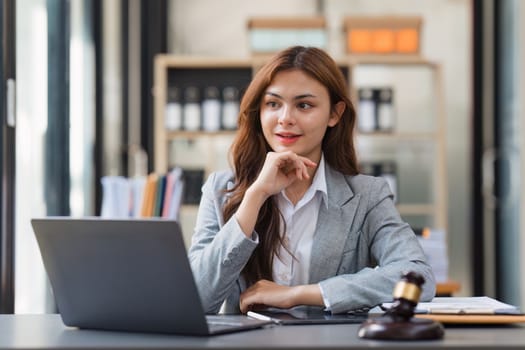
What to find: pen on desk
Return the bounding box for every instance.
[247,311,281,325]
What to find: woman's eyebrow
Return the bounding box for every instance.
[294,93,316,100]
[264,92,317,100]
[265,92,283,99]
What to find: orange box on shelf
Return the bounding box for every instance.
[344,16,422,55]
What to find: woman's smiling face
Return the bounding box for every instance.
[260,69,342,163]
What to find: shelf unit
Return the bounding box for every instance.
[349,56,447,231]
[153,54,447,234]
[153,56,257,244]
[153,55,257,175]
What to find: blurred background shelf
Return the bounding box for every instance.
[436,280,462,297]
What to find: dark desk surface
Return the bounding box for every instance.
[1,314,525,350]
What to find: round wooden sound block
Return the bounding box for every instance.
[358,316,445,340]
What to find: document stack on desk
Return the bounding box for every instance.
[376,296,525,324]
[412,296,520,315]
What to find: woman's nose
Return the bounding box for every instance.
[278,107,295,125]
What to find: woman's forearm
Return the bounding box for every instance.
[235,186,268,237]
[293,284,324,307]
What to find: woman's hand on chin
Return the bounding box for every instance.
[249,151,317,199]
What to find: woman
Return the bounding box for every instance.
[188,46,435,314]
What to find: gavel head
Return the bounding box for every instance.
[388,271,425,321]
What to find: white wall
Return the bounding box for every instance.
[168,0,473,296]
[15,0,52,313]
[168,0,318,56]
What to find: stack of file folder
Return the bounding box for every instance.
[101,167,184,219]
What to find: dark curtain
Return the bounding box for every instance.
[0,0,16,314]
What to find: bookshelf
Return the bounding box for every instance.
[349,56,447,231]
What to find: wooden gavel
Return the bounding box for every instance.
[358,272,445,340]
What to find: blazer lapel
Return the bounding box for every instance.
[309,165,361,283]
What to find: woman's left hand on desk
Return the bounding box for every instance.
[239,280,323,313]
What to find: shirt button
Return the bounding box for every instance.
[283,274,290,282]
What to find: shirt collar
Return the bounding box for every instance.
[311,153,328,209]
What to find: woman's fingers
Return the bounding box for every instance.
[250,151,318,198]
[277,152,316,179]
[302,156,318,169]
[239,279,297,313]
[239,279,272,313]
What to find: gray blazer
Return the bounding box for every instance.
[188,163,436,314]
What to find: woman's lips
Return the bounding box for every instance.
[275,133,301,145]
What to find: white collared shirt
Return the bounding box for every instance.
[272,155,328,286]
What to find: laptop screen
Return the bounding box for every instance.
[31,217,270,335]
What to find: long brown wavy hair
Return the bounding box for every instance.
[224,46,358,285]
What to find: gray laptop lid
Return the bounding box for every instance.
[31,217,269,335]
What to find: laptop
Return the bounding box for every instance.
[31,217,272,335]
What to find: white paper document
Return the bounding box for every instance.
[381,296,521,315]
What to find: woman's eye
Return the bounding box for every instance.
[266,101,279,108]
[298,102,312,110]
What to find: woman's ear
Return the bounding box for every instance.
[328,101,346,127]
